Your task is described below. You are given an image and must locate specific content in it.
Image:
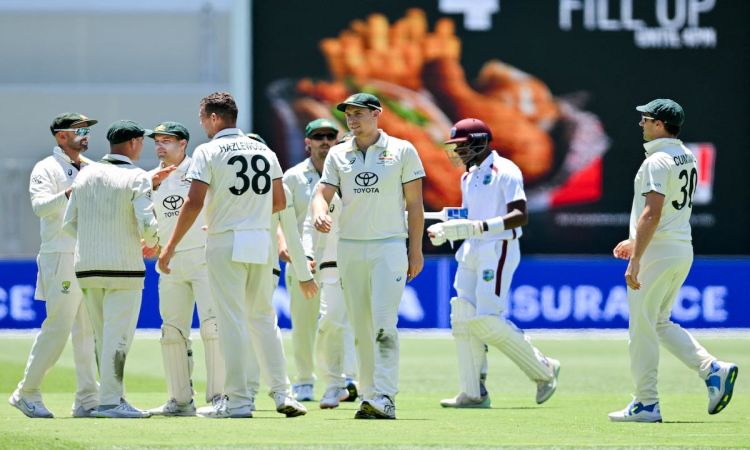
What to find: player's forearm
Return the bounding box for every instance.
[31,190,68,218]
[405,201,424,254]
[311,191,330,218]
[632,207,661,260]
[279,207,314,281]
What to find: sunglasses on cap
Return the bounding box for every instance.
[640,115,657,122]
[55,128,91,136]
[309,132,337,141]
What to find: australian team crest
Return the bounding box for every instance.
[61,280,71,294]
[482,270,495,282]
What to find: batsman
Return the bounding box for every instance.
[428,118,560,408]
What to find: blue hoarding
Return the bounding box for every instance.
[1,257,748,329]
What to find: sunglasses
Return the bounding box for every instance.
[55,128,91,136]
[309,132,337,141]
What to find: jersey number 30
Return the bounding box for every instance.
[672,168,697,210]
[228,155,271,196]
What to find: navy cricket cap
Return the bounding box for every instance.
[50,112,98,135]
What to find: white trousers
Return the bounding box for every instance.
[286,268,320,385]
[82,287,142,406]
[317,266,358,389]
[17,253,98,409]
[206,232,289,409]
[158,246,225,402]
[628,240,714,404]
[338,238,407,400]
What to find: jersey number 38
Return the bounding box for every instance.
[228,154,271,196]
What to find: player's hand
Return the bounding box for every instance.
[151,165,177,190]
[313,213,333,233]
[613,239,633,260]
[407,249,424,282]
[442,219,482,242]
[307,259,317,274]
[625,258,641,290]
[278,246,290,263]
[299,278,319,299]
[158,244,175,274]
[141,239,160,259]
[427,223,447,246]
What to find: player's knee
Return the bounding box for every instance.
[161,323,188,344]
[199,318,220,341]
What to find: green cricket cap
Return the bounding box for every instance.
[50,112,98,135]
[336,92,382,112]
[247,132,267,146]
[106,120,150,145]
[146,121,190,141]
[636,98,685,126]
[305,118,340,137]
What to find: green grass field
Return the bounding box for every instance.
[0,331,747,449]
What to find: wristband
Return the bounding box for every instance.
[483,216,505,233]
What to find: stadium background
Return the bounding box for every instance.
[0,0,748,330]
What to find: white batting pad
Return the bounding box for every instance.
[160,324,193,403]
[450,297,483,399]
[469,315,553,382]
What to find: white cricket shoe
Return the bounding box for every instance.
[149,398,196,417]
[271,391,307,417]
[705,360,738,415]
[197,395,253,418]
[608,400,662,423]
[320,387,349,409]
[357,394,396,419]
[536,358,561,404]
[8,390,53,418]
[440,392,491,408]
[292,383,315,402]
[72,405,96,418]
[91,400,151,418]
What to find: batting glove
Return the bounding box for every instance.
[427,223,447,246]
[442,219,483,242]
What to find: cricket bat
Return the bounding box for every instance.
[424,207,468,221]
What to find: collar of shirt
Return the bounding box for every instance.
[53,146,85,166]
[102,153,134,164]
[467,150,497,174]
[212,128,244,140]
[346,129,389,153]
[643,138,683,157]
[304,157,320,177]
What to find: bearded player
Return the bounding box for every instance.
[428,118,560,408]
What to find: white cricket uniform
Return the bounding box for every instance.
[302,192,358,391]
[185,128,283,409]
[63,153,158,406]
[451,151,553,399]
[14,147,98,411]
[244,183,313,397]
[320,130,425,399]
[150,156,224,404]
[282,158,321,386]
[627,138,714,405]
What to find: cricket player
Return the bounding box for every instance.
[9,113,99,419]
[158,92,301,419]
[239,132,313,418]
[144,122,225,416]
[302,187,360,409]
[608,99,738,423]
[427,118,559,408]
[282,118,357,402]
[311,93,425,419]
[63,120,158,418]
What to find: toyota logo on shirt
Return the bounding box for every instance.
[355,172,378,187]
[353,172,379,194]
[163,195,184,211]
